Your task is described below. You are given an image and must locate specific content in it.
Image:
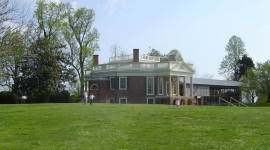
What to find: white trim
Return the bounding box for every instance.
[147,97,155,104]
[119,77,127,90]
[90,84,98,90]
[146,77,154,95]
[119,98,127,104]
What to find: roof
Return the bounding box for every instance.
[188,78,242,87]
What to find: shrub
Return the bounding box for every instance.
[69,94,82,103]
[50,90,70,103]
[0,91,20,104]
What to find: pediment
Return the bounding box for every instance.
[170,61,195,73]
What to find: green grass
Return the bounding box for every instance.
[1,103,270,149]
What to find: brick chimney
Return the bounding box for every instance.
[133,49,139,62]
[93,55,99,65]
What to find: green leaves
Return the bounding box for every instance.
[219,35,247,80]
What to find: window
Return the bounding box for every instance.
[147,77,154,95]
[119,77,127,90]
[147,98,155,104]
[110,77,115,90]
[109,98,114,103]
[166,82,169,96]
[90,84,98,90]
[158,77,163,95]
[119,98,127,104]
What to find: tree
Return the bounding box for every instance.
[63,5,99,96]
[242,60,270,103]
[219,35,247,81]
[167,49,184,61]
[238,54,254,79]
[241,69,257,103]
[18,0,76,102]
[110,43,126,57]
[148,48,167,62]
[0,0,30,92]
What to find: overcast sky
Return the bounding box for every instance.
[23,0,270,79]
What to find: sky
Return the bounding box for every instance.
[22,0,270,79]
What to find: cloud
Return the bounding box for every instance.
[105,0,126,15]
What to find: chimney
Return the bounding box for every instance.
[168,54,176,61]
[133,49,139,62]
[93,55,99,65]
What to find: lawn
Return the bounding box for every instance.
[0,103,270,149]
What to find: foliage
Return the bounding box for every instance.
[219,35,247,80]
[167,49,184,61]
[0,91,20,104]
[0,0,29,92]
[242,60,270,103]
[50,90,70,103]
[148,48,184,62]
[1,104,270,149]
[237,54,254,80]
[63,5,99,95]
[18,0,76,102]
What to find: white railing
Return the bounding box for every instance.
[109,54,133,63]
[140,54,160,62]
[109,54,160,63]
[219,97,236,106]
[230,97,248,107]
[92,62,173,72]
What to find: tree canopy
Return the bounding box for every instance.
[242,60,270,103]
[219,35,247,81]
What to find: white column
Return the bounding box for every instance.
[190,77,193,97]
[169,76,172,96]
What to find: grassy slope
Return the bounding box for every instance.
[0,103,270,149]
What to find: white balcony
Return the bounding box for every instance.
[109,54,160,63]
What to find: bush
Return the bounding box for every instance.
[69,94,82,103]
[0,91,20,104]
[50,90,70,103]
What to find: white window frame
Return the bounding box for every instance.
[147,97,155,104]
[147,77,154,95]
[110,77,115,90]
[119,98,127,104]
[90,84,98,90]
[119,77,127,90]
[158,77,164,95]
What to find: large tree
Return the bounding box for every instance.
[63,5,99,95]
[0,0,30,92]
[219,35,247,81]
[19,0,76,102]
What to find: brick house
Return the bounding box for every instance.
[84,49,197,105]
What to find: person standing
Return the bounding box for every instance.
[175,99,180,108]
[89,93,95,105]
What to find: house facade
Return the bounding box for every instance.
[84,49,242,105]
